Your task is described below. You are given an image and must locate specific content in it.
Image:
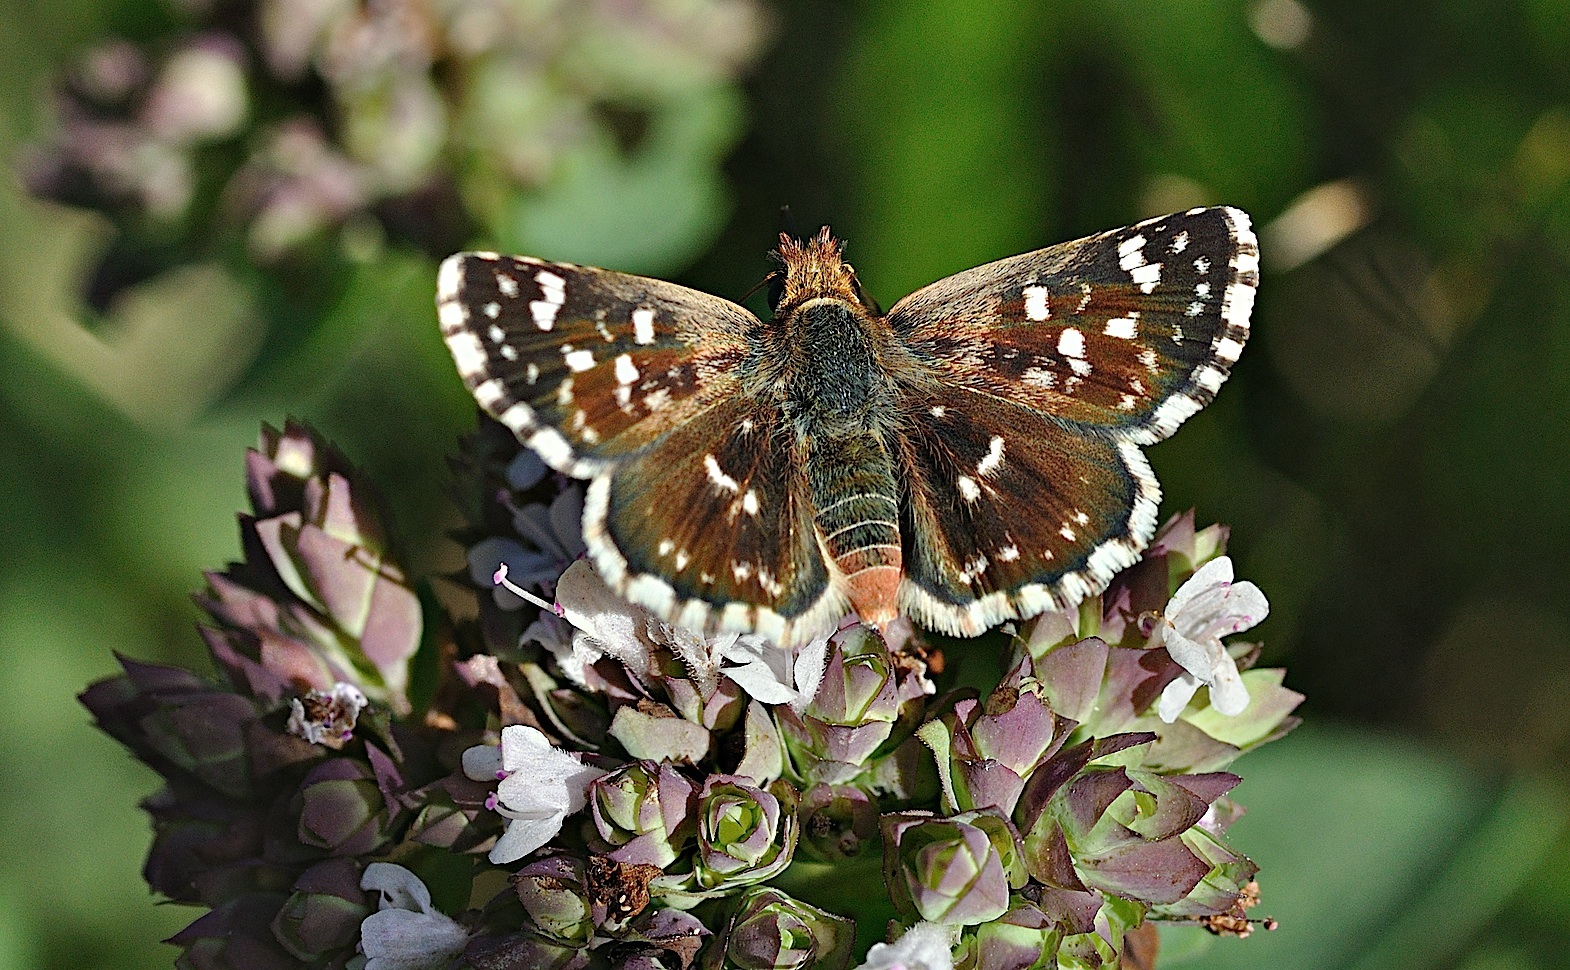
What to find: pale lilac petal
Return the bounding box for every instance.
[856,921,956,970]
[1157,672,1203,723]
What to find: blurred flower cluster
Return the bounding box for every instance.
[83,418,1300,969]
[22,0,770,276]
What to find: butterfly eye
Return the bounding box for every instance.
[766,267,788,313]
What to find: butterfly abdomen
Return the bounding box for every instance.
[805,433,903,626]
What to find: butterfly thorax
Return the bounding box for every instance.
[770,229,902,439]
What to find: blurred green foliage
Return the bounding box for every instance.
[2,0,1570,967]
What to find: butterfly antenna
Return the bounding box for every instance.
[777,205,803,242]
[740,270,780,306]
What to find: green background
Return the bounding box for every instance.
[2,0,1570,967]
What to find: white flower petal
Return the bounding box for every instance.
[1166,556,1234,618]
[487,814,561,865]
[1161,625,1215,680]
[460,743,502,782]
[721,654,799,705]
[1157,672,1203,723]
[790,635,830,713]
[484,725,605,863]
[1215,581,1270,636]
[856,921,957,970]
[666,625,727,696]
[360,910,468,970]
[359,864,468,970]
[361,862,435,913]
[1208,652,1251,716]
[556,559,652,671]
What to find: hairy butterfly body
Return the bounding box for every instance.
[438,207,1258,646]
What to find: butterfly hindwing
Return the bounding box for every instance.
[583,396,845,646]
[894,385,1158,637]
[887,206,1258,445]
[437,253,758,475]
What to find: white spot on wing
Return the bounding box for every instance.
[564,348,595,372]
[704,454,740,493]
[1057,327,1086,358]
[446,331,487,378]
[632,308,656,345]
[1022,285,1050,321]
[529,270,567,331]
[436,255,463,303]
[496,273,519,297]
[957,475,981,502]
[614,354,639,385]
[1103,315,1138,340]
[1023,366,1056,389]
[976,436,1005,477]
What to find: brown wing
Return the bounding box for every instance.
[887,207,1258,446]
[583,396,846,647]
[437,252,757,477]
[892,384,1161,637]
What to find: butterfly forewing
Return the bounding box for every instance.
[583,396,843,645]
[895,385,1158,636]
[888,206,1258,446]
[437,253,757,475]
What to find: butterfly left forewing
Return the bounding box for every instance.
[437,253,757,476]
[887,206,1258,445]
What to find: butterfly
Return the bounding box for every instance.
[438,207,1258,647]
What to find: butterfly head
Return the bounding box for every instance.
[772,227,878,316]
